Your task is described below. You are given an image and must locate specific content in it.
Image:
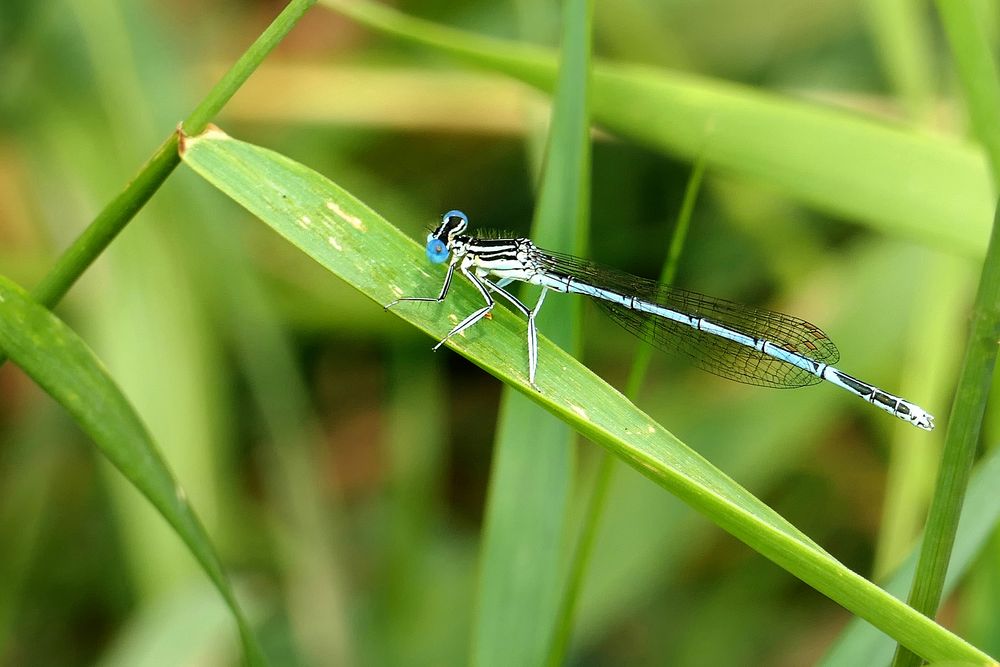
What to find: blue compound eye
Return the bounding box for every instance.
[426,237,449,263]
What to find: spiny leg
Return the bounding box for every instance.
[526,287,549,389]
[384,261,457,310]
[484,280,543,390]
[432,267,495,350]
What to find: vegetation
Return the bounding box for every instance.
[0,0,997,665]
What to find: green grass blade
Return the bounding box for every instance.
[624,156,706,398]
[865,0,954,586]
[873,253,968,581]
[822,446,1000,666]
[0,275,265,666]
[863,0,936,122]
[897,205,1000,632]
[179,128,993,664]
[474,396,574,667]
[549,156,707,664]
[189,214,355,664]
[935,2,1000,183]
[893,2,1000,664]
[473,0,593,664]
[319,0,993,256]
[26,0,316,312]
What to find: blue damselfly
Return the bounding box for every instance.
[385,210,934,431]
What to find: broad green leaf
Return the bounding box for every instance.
[179,127,992,664]
[474,0,593,665]
[0,275,264,666]
[319,0,993,257]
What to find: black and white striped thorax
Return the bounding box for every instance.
[454,236,543,282]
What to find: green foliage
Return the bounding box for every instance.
[321,0,993,255]
[179,128,988,663]
[0,276,263,665]
[475,1,592,665]
[2,0,999,665]
[894,3,1000,665]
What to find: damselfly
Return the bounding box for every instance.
[385,210,934,431]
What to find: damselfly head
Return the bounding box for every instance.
[425,210,468,263]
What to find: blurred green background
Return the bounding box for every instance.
[0,0,997,665]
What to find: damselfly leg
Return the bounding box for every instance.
[386,259,549,389]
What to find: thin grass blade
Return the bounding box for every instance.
[474,0,594,664]
[0,275,264,666]
[319,0,993,257]
[822,446,1000,666]
[893,2,1000,663]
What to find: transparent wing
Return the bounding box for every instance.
[534,249,840,388]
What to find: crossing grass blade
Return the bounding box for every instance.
[473,1,593,664]
[179,127,993,664]
[318,0,993,258]
[0,275,265,666]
